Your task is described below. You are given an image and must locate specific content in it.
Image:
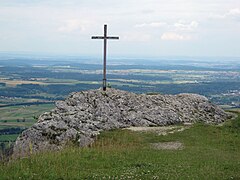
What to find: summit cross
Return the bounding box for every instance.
[91,24,119,91]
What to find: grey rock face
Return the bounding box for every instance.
[13,88,230,157]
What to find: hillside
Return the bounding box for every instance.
[13,88,230,157]
[0,112,239,179]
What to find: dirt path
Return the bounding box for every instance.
[125,125,190,150]
[124,125,190,136]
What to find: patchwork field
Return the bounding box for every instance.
[0,104,54,144]
[0,104,54,123]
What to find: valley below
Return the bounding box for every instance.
[0,55,239,178]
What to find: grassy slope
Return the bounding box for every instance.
[0,113,239,179]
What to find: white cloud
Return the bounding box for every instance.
[208,14,225,19]
[161,32,191,41]
[174,21,199,32]
[58,19,90,33]
[122,32,151,42]
[227,8,240,20]
[227,8,240,16]
[209,8,240,20]
[135,22,167,28]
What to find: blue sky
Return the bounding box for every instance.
[0,0,239,57]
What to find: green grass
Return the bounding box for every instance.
[0,113,239,179]
[0,134,19,142]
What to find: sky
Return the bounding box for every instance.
[0,0,239,58]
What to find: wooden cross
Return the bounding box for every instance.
[92,24,119,91]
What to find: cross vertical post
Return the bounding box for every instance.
[103,25,107,91]
[92,24,119,91]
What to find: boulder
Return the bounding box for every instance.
[13,88,230,157]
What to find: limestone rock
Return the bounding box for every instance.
[13,88,230,157]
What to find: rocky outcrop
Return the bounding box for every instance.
[13,88,230,157]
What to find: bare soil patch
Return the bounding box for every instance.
[125,125,189,136]
[151,142,184,150]
[125,126,187,150]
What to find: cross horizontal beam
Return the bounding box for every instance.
[91,36,119,40]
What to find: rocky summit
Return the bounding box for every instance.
[13,88,230,157]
